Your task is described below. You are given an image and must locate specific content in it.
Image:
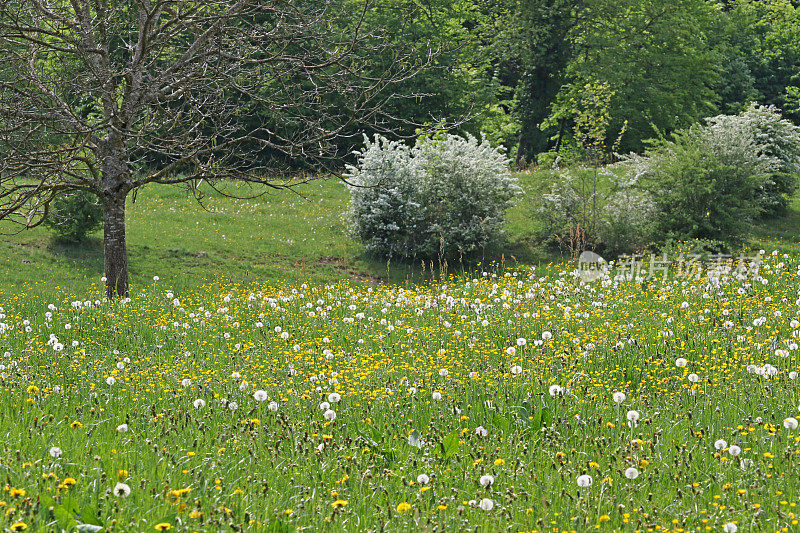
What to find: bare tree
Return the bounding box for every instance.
[0,0,436,298]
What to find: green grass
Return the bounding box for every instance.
[0,171,560,299]
[0,252,799,532]
[1,168,798,301]
[3,170,800,532]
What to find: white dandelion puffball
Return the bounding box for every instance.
[576,474,593,487]
[479,498,494,511]
[728,445,741,457]
[181,378,191,388]
[268,401,278,412]
[116,424,128,433]
[626,410,640,427]
[228,401,238,411]
[323,409,337,421]
[106,376,116,386]
[238,381,249,391]
[784,417,799,430]
[439,368,449,377]
[319,401,330,411]
[511,365,522,375]
[475,426,488,437]
[506,346,516,356]
[542,331,552,340]
[113,482,131,497]
[479,474,494,487]
[193,398,206,409]
[517,338,527,346]
[714,439,727,450]
[49,446,63,458]
[416,474,430,485]
[549,384,563,397]
[675,358,687,367]
[253,390,268,402]
[612,392,626,404]
[432,391,442,401]
[688,373,699,383]
[327,392,341,403]
[624,467,639,479]
[723,523,738,533]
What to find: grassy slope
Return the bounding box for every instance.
[1,169,796,299]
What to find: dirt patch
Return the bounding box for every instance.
[311,256,384,284]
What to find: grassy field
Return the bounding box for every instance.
[1,252,800,532]
[2,170,800,532]
[0,171,554,300]
[2,168,796,301]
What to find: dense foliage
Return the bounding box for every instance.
[345,134,520,260]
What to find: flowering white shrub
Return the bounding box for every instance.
[705,103,800,216]
[345,133,520,259]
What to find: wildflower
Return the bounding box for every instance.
[416,474,430,485]
[253,390,268,402]
[624,467,639,479]
[549,384,563,397]
[323,409,336,421]
[396,502,411,513]
[506,347,516,356]
[49,446,63,458]
[612,392,626,403]
[113,482,131,497]
[116,424,128,433]
[714,439,728,450]
[268,401,278,412]
[510,365,522,375]
[439,369,449,377]
[784,417,798,430]
[675,358,687,367]
[327,392,341,403]
[577,474,593,487]
[181,379,191,387]
[432,391,442,400]
[475,426,488,437]
[154,523,171,531]
[494,458,505,466]
[728,445,741,457]
[723,523,738,533]
[106,376,116,386]
[688,373,699,383]
[193,399,206,409]
[479,498,494,511]
[479,474,494,487]
[228,401,238,411]
[10,523,27,531]
[517,338,527,346]
[626,410,640,427]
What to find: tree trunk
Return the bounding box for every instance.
[103,193,129,299]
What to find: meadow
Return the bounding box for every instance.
[2,176,800,532]
[1,249,800,532]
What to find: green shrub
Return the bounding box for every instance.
[622,119,778,246]
[44,191,103,243]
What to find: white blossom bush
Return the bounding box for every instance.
[704,103,800,216]
[345,134,520,259]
